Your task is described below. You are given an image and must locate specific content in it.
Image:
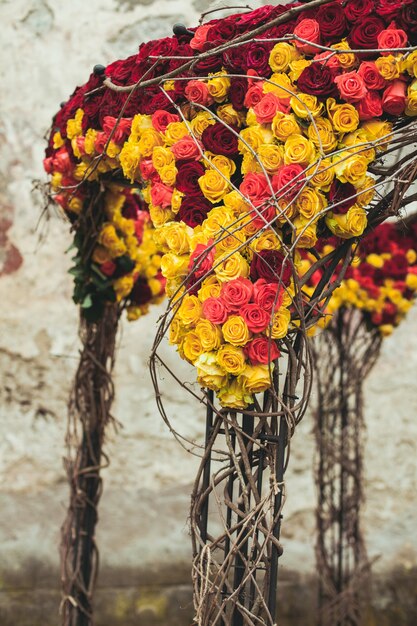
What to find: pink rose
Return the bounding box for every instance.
[53,148,72,174]
[240,173,271,204]
[241,303,271,333]
[244,83,265,109]
[75,136,86,156]
[272,164,306,199]
[221,277,254,311]
[334,71,368,103]
[377,22,408,55]
[188,241,215,278]
[184,80,214,106]
[150,182,173,208]
[253,93,290,124]
[246,337,280,365]
[102,116,132,144]
[314,50,340,71]
[293,19,321,55]
[43,157,53,174]
[358,61,386,91]
[253,279,283,312]
[152,110,180,133]
[94,132,108,154]
[171,136,202,161]
[356,90,383,120]
[202,297,229,325]
[382,79,407,116]
[139,158,157,181]
[190,24,211,51]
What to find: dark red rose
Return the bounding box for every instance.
[142,91,177,115]
[105,55,137,85]
[235,5,275,30]
[296,64,338,99]
[398,3,417,43]
[344,0,375,23]
[245,42,272,77]
[266,20,297,39]
[223,45,248,73]
[229,77,248,111]
[177,196,212,227]
[176,161,206,196]
[375,0,404,21]
[206,19,236,44]
[384,253,409,279]
[194,54,223,74]
[168,44,193,71]
[316,2,347,42]
[138,36,179,62]
[130,277,152,305]
[202,123,239,157]
[329,180,357,214]
[348,17,385,50]
[250,250,292,285]
[246,337,280,365]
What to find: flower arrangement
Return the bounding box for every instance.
[44,0,417,406]
[302,220,417,337]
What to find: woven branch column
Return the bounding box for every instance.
[313,309,381,626]
[60,304,118,626]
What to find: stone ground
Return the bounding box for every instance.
[1,0,417,624]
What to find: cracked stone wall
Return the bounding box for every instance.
[1,1,417,625]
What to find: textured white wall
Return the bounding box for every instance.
[1,0,417,618]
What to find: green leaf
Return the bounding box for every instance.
[81,294,93,309]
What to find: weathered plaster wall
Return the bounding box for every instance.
[0,1,416,624]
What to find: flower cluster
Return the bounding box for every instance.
[44,0,417,403]
[301,221,417,337]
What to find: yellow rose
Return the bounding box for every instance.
[138,128,164,156]
[106,141,120,159]
[198,276,223,301]
[307,118,338,154]
[251,229,282,253]
[154,221,191,254]
[405,50,417,78]
[272,112,301,142]
[204,152,236,177]
[169,317,185,345]
[202,207,235,238]
[290,93,323,119]
[195,352,228,391]
[361,120,393,150]
[120,142,141,182]
[149,204,175,228]
[355,175,375,207]
[183,331,204,362]
[99,223,119,248]
[214,252,249,283]
[190,112,215,139]
[341,129,376,163]
[269,42,299,72]
[366,253,384,268]
[152,146,175,171]
[307,159,335,192]
[375,55,401,81]
[406,249,417,265]
[207,72,231,102]
[293,217,318,248]
[217,379,253,409]
[164,122,189,145]
[198,170,230,203]
[239,125,273,153]
[257,143,284,173]
[92,245,112,264]
[325,205,367,239]
[67,196,83,214]
[267,308,291,339]
[216,344,246,375]
[217,104,244,128]
[224,190,250,215]
[84,129,98,155]
[264,73,296,99]
[331,40,357,69]
[66,108,84,140]
[295,187,326,220]
[406,273,417,290]
[326,99,359,134]
[177,294,202,326]
[222,315,251,346]
[195,319,222,351]
[160,253,190,279]
[53,131,64,149]
[216,230,246,255]
[238,364,272,394]
[284,134,316,165]
[127,304,148,321]
[289,58,311,81]
[379,324,394,337]
[405,91,417,116]
[113,275,134,301]
[333,154,368,185]
[130,114,153,141]
[241,152,263,175]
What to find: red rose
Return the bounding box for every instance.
[384,253,408,278]
[382,79,407,116]
[100,261,117,277]
[316,2,347,43]
[334,71,367,103]
[176,162,205,196]
[194,54,223,74]
[130,277,152,305]
[253,279,283,312]
[250,204,277,229]
[105,56,136,84]
[296,64,338,99]
[221,277,254,311]
[184,80,213,106]
[398,3,417,44]
[201,123,239,157]
[206,19,236,45]
[167,44,194,72]
[250,250,292,285]
[177,196,211,227]
[357,61,386,90]
[138,36,179,61]
[171,136,202,161]
[241,303,271,333]
[240,173,271,204]
[293,19,321,55]
[102,116,132,144]
[375,0,404,21]
[140,159,157,181]
[151,110,179,133]
[377,22,408,55]
[244,83,265,109]
[356,90,383,120]
[329,180,357,214]
[188,241,215,278]
[229,77,248,111]
[202,297,229,325]
[344,0,375,23]
[246,337,280,365]
[222,46,247,73]
[244,42,272,77]
[348,17,385,51]
[272,164,306,200]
